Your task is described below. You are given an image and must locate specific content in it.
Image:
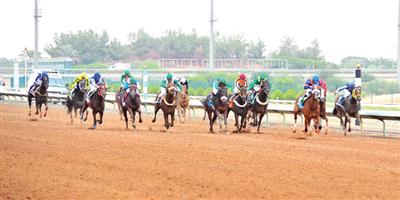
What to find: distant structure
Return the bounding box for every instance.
[209,0,216,71]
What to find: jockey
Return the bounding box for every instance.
[68,72,89,98]
[120,70,140,106]
[179,77,189,94]
[248,72,270,104]
[229,73,248,108]
[298,74,327,109]
[335,82,356,107]
[28,71,48,96]
[85,72,107,104]
[208,78,231,107]
[155,73,181,103]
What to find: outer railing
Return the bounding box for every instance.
[1,91,399,136]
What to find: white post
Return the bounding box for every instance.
[13,63,19,91]
[142,70,148,99]
[355,64,362,126]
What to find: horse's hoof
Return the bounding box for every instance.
[232,130,239,133]
[152,119,156,123]
[170,124,174,127]
[35,112,39,115]
[98,121,103,125]
[348,128,351,132]
[139,119,143,123]
[90,126,96,130]
[132,125,136,129]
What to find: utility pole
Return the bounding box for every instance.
[34,0,41,69]
[397,0,400,80]
[209,0,216,71]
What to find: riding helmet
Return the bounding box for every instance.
[239,73,246,80]
[166,73,173,79]
[312,74,319,84]
[123,69,131,77]
[94,72,101,81]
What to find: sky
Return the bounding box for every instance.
[0,0,397,63]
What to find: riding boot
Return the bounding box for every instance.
[229,94,237,108]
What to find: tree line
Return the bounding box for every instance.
[14,29,393,69]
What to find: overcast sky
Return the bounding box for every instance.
[0,0,397,63]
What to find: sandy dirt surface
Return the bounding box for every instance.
[0,103,399,199]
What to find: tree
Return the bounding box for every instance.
[301,38,323,59]
[275,36,299,58]
[247,38,265,59]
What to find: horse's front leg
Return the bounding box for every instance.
[257,112,264,133]
[91,111,97,129]
[152,104,160,123]
[324,115,329,134]
[98,110,104,125]
[345,113,351,133]
[163,112,169,129]
[234,114,239,133]
[123,108,129,129]
[28,96,32,116]
[132,110,136,129]
[293,111,298,133]
[170,113,175,127]
[315,116,321,135]
[356,113,363,135]
[239,114,246,132]
[43,101,48,117]
[304,117,310,136]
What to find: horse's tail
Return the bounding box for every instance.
[66,97,73,113]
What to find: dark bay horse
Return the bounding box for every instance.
[248,80,270,133]
[228,87,248,133]
[66,80,87,123]
[332,87,363,136]
[81,83,106,129]
[293,88,321,135]
[202,87,229,133]
[319,98,329,134]
[28,77,49,118]
[152,84,177,129]
[122,85,143,129]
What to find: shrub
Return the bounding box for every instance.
[283,89,299,100]
[270,90,284,100]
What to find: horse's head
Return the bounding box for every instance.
[78,79,87,93]
[129,84,138,98]
[352,87,362,102]
[41,75,49,89]
[97,83,106,97]
[239,87,247,99]
[217,87,228,104]
[312,88,321,101]
[167,83,176,97]
[260,80,270,94]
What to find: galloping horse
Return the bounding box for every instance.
[122,84,143,129]
[81,83,106,129]
[248,80,270,133]
[319,97,329,134]
[202,87,229,133]
[152,83,177,129]
[66,80,87,123]
[228,87,249,133]
[115,90,124,120]
[332,87,363,136]
[177,84,190,123]
[28,76,49,118]
[293,88,321,135]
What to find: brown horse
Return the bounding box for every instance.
[152,84,177,129]
[115,89,124,121]
[293,88,321,135]
[228,87,249,133]
[122,84,143,130]
[177,84,190,123]
[332,87,363,136]
[319,99,329,134]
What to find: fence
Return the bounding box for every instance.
[1,91,399,137]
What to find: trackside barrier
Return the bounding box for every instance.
[1,91,399,136]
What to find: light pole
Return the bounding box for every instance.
[397,0,400,80]
[209,0,216,71]
[34,0,41,69]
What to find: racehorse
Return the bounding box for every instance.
[115,89,124,121]
[152,83,177,129]
[332,86,363,136]
[80,83,106,129]
[319,97,329,134]
[28,76,49,118]
[228,87,248,133]
[66,80,87,123]
[122,84,143,129]
[202,86,229,133]
[248,80,270,133]
[293,88,321,135]
[176,84,190,123]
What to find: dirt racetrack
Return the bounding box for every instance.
[0,103,399,199]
